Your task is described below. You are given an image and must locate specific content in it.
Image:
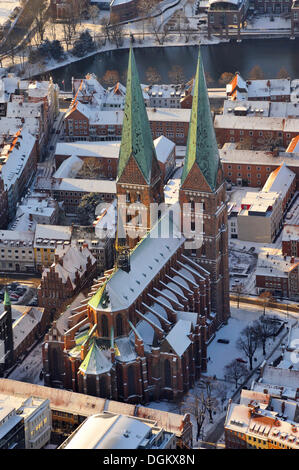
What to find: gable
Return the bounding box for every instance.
[180,161,213,193]
[117,153,148,186]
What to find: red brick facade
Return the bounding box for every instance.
[38,246,97,320]
[63,107,189,145]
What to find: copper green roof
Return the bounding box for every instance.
[79,339,112,375]
[181,48,220,191]
[117,47,158,184]
[4,289,11,306]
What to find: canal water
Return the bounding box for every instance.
[46,38,299,89]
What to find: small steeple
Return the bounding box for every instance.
[181,47,220,191]
[4,289,11,307]
[117,47,159,185]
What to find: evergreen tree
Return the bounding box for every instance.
[50,40,64,61]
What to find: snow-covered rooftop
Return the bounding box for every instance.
[262,163,295,200]
[0,129,36,191]
[153,136,175,163]
[53,177,116,194]
[282,224,299,242]
[63,413,155,449]
[53,155,84,178]
[89,205,185,312]
[55,141,120,159]
[255,247,299,278]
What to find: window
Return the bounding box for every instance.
[116,314,123,336]
[101,315,108,337]
[164,359,172,386]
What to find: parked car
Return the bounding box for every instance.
[217,338,230,344]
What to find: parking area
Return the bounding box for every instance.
[0,282,38,306]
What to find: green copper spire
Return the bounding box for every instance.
[117,47,158,184]
[4,289,11,306]
[181,48,220,191]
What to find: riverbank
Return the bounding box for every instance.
[17,32,221,81]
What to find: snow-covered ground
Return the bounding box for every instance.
[1,0,221,78]
[245,15,291,31]
[148,302,295,445]
[0,0,21,28]
[8,340,44,385]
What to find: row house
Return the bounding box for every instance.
[207,0,249,40]
[0,231,35,273]
[0,77,59,158]
[38,243,97,320]
[220,144,299,189]
[252,0,292,14]
[63,101,190,145]
[54,141,119,179]
[110,0,138,23]
[227,73,291,102]
[292,0,299,35]
[0,130,38,221]
[255,248,299,299]
[214,114,299,148]
[35,176,116,215]
[282,224,299,258]
[0,378,193,448]
[50,0,89,20]
[261,162,296,211]
[0,179,8,229]
[54,137,176,182]
[237,191,283,243]
[72,225,115,276]
[33,224,73,273]
[236,164,295,244]
[225,390,299,449]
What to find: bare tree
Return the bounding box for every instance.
[237,325,259,370]
[48,17,57,41]
[138,0,155,39]
[248,65,264,80]
[102,69,120,87]
[232,283,244,308]
[100,16,111,43]
[148,16,163,45]
[224,360,248,388]
[145,66,162,84]
[181,391,207,442]
[77,161,102,179]
[62,17,77,51]
[259,290,273,315]
[110,23,124,48]
[33,0,48,44]
[218,72,234,86]
[252,317,278,356]
[88,5,99,24]
[277,67,289,79]
[168,65,185,84]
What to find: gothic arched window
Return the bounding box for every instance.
[101,314,108,337]
[128,365,135,396]
[116,314,123,337]
[164,359,172,387]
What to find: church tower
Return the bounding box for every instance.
[179,49,230,326]
[116,47,164,250]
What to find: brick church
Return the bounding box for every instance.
[42,48,230,403]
